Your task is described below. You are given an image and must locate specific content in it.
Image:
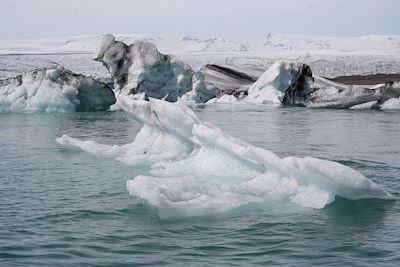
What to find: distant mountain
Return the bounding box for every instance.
[0,34,166,55]
[1,32,400,55]
[262,32,400,51]
[178,35,252,53]
[0,34,252,54]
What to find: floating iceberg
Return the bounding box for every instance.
[380,95,400,109]
[94,34,217,104]
[92,34,400,109]
[243,61,400,109]
[245,61,299,104]
[0,66,116,113]
[57,98,393,218]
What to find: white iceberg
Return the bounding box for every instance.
[57,98,393,218]
[0,66,116,113]
[380,97,400,109]
[245,61,299,105]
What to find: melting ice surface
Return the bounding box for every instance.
[56,98,393,218]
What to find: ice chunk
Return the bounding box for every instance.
[240,61,400,109]
[305,83,384,109]
[95,34,215,103]
[349,101,378,109]
[0,66,115,113]
[206,94,238,104]
[178,72,219,103]
[57,98,393,218]
[278,67,400,109]
[199,64,259,96]
[245,61,298,104]
[377,82,400,109]
[380,97,400,109]
[93,34,115,60]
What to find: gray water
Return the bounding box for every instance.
[1,105,399,266]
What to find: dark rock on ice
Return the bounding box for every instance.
[282,64,315,105]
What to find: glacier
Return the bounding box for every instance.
[0,66,115,113]
[56,97,393,218]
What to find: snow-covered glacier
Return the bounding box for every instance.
[94,34,217,104]
[0,66,115,113]
[56,98,393,218]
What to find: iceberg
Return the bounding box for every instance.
[244,61,400,109]
[90,34,400,109]
[245,61,299,104]
[57,98,393,218]
[0,66,116,113]
[298,77,400,109]
[380,97,400,109]
[94,34,217,104]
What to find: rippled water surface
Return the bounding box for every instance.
[1,105,400,266]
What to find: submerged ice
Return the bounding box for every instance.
[57,97,392,218]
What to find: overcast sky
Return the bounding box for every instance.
[1,0,399,40]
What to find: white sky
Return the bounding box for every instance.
[1,0,399,40]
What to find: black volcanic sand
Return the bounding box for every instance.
[329,73,400,85]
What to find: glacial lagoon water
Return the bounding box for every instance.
[1,105,400,266]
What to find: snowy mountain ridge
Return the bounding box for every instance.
[0,34,253,54]
[263,32,400,51]
[180,35,252,52]
[1,32,400,55]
